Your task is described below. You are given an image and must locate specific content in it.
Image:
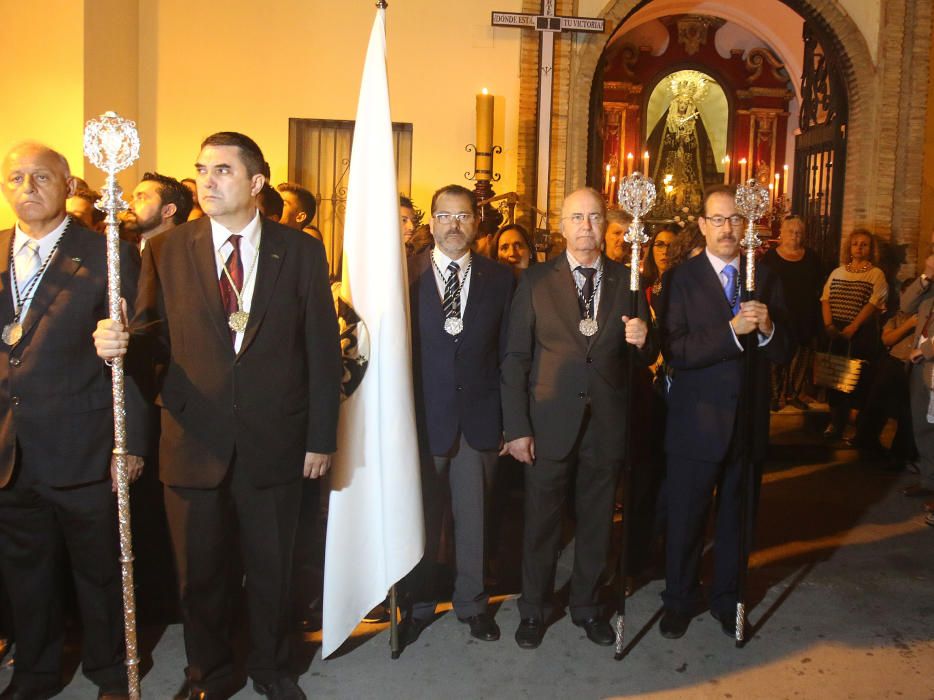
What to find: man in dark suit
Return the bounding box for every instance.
[0,142,146,699]
[95,132,341,700]
[401,184,514,648]
[656,184,792,640]
[501,187,655,649]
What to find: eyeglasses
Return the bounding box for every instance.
[432,212,474,224]
[653,240,671,249]
[563,213,605,226]
[704,214,745,227]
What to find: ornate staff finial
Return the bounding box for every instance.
[376,0,388,8]
[83,110,141,700]
[734,178,770,292]
[84,112,140,225]
[617,172,657,291]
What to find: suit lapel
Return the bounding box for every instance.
[546,256,587,347]
[238,221,285,357]
[590,257,619,348]
[416,253,444,330]
[188,218,231,349]
[19,223,84,341]
[697,255,734,321]
[0,229,13,327]
[461,255,486,333]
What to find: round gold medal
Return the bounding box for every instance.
[228,310,249,333]
[2,322,23,346]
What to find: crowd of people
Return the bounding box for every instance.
[0,131,929,700]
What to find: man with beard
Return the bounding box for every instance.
[401,184,514,649]
[125,172,193,246]
[655,185,791,640]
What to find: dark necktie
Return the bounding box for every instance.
[576,266,597,318]
[723,264,740,316]
[219,234,244,345]
[442,261,461,319]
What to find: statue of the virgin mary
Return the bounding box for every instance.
[646,71,721,217]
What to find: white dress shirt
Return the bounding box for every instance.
[430,248,472,313]
[704,248,773,348]
[565,251,604,318]
[12,215,70,321]
[211,210,262,353]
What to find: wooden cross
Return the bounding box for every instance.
[492,0,604,230]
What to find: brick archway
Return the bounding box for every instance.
[562,0,876,242]
[513,0,931,265]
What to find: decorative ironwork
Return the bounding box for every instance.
[464,144,503,182]
[83,111,141,700]
[735,179,771,292]
[799,24,842,130]
[793,22,848,272]
[618,172,657,291]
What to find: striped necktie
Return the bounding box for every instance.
[442,261,460,319]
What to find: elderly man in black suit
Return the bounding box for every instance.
[501,187,655,650]
[400,184,514,648]
[656,184,792,640]
[0,142,146,700]
[94,132,341,700]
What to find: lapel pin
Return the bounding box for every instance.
[72,257,82,263]
[271,253,281,260]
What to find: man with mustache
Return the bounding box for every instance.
[655,184,791,640]
[401,184,515,648]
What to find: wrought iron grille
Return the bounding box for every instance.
[792,22,847,272]
[288,118,413,278]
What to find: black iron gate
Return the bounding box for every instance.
[792,21,848,272]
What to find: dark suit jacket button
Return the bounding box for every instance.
[456,385,463,392]
[8,358,19,367]
[586,357,593,364]
[10,396,19,406]
[578,392,586,399]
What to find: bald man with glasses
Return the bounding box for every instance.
[501,187,656,650]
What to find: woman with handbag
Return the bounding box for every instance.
[819,229,889,439]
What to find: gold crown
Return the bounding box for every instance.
[669,70,710,103]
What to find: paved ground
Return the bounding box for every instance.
[17,407,934,699]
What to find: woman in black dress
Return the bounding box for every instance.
[761,215,823,411]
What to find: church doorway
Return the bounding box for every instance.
[568,0,874,270]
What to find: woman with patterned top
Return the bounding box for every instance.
[820,228,889,439]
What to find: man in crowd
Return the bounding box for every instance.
[0,141,147,699]
[256,183,283,222]
[602,214,631,265]
[401,184,514,649]
[124,171,194,246]
[277,182,320,240]
[66,188,105,232]
[656,184,791,640]
[901,235,934,517]
[400,195,418,253]
[181,177,204,220]
[501,187,654,649]
[94,132,341,700]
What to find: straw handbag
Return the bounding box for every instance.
[813,342,865,393]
